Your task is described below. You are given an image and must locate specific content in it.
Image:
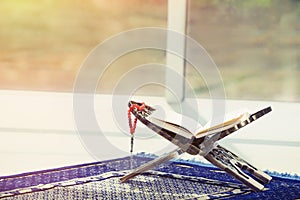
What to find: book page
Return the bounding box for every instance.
[148,106,202,138]
[195,111,250,138]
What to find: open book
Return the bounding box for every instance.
[148,107,250,140]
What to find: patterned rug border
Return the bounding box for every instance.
[1,154,300,199]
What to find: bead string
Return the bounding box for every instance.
[127,102,145,169]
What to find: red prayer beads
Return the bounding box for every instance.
[127,102,145,135]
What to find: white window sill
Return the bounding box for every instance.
[0,90,299,176]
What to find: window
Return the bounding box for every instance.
[0,0,167,92]
[186,0,300,102]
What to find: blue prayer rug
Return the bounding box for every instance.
[0,154,299,199]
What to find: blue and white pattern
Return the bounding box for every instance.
[0,155,299,199]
